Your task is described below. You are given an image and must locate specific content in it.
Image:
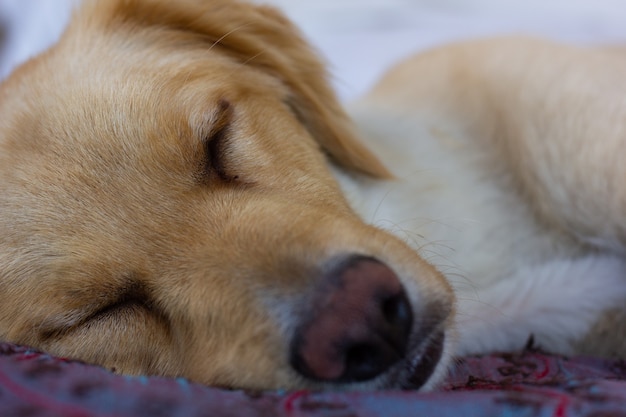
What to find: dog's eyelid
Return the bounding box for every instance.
[85,283,152,322]
[199,98,240,183]
[206,99,233,136]
[37,279,154,340]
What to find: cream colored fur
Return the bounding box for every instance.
[345,37,626,357]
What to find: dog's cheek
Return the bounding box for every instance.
[171,301,297,389]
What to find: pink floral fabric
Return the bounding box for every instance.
[0,342,625,416]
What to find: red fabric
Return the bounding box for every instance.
[0,342,625,416]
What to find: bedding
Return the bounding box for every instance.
[1,342,624,416]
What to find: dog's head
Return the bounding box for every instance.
[0,0,454,390]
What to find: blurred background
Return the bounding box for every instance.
[1,0,626,101]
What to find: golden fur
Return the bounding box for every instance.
[0,0,625,390]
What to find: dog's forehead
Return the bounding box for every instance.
[1,45,281,168]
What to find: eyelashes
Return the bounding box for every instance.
[201,99,239,183]
[37,278,157,341]
[85,288,150,324]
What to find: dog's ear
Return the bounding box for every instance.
[82,0,392,179]
[246,6,393,179]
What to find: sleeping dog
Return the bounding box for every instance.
[0,0,625,391]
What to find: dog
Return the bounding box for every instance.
[1,0,625,391]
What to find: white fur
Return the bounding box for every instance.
[455,256,626,355]
[336,103,626,356]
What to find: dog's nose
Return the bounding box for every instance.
[290,256,413,383]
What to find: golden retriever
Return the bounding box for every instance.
[0,0,625,391]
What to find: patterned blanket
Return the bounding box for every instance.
[1,342,625,416]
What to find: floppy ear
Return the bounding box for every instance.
[281,71,395,180]
[85,0,392,179]
[246,6,393,179]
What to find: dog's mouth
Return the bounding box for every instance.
[401,330,446,389]
[302,328,446,391]
[345,328,446,391]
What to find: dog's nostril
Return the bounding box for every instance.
[344,343,383,382]
[289,255,414,383]
[382,292,413,346]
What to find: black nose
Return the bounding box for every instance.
[289,256,413,383]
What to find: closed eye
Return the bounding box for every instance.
[85,284,151,323]
[201,99,239,183]
[38,278,158,341]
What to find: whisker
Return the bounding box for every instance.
[370,188,394,223]
[240,50,267,66]
[207,23,253,52]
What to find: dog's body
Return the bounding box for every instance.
[345,38,626,358]
[0,0,625,391]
